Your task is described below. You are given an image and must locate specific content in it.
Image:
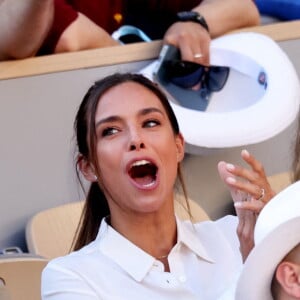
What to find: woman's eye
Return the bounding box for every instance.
[102,127,119,137]
[144,119,160,128]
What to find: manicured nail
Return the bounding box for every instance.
[226,177,236,184]
[242,149,250,157]
[226,163,235,171]
[234,202,243,208]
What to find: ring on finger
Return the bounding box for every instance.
[194,53,203,59]
[257,188,265,202]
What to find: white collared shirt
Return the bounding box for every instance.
[42,216,241,300]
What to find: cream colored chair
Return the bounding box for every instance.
[267,171,292,194]
[26,201,84,260]
[0,279,10,300]
[26,196,210,260]
[0,256,48,300]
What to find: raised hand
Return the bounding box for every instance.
[218,149,276,261]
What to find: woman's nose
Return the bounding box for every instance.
[128,130,145,151]
[129,142,145,151]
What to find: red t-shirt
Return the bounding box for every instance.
[38,0,201,55]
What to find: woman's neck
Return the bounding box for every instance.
[110,208,177,262]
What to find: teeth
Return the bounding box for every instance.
[143,181,156,188]
[131,160,151,167]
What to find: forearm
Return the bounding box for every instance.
[194,0,260,38]
[54,12,119,53]
[0,0,54,60]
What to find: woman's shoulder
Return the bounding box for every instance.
[44,239,104,272]
[193,214,238,230]
[190,215,239,249]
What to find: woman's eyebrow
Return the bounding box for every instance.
[95,107,164,128]
[95,115,121,128]
[139,107,164,116]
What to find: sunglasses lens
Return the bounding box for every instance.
[206,66,230,91]
[165,61,205,89]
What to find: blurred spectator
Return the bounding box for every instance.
[38,0,259,65]
[0,0,54,60]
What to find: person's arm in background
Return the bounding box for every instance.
[0,0,54,60]
[195,0,260,38]
[54,12,119,53]
[53,0,259,56]
[164,0,260,64]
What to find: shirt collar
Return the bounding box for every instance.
[176,216,214,263]
[95,217,214,282]
[96,218,155,282]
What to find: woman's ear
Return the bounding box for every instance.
[275,261,300,298]
[175,133,185,163]
[78,155,98,182]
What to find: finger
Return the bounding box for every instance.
[229,175,275,205]
[218,161,230,182]
[178,24,210,64]
[197,31,210,65]
[192,44,209,65]
[178,38,196,62]
[222,161,272,203]
[234,198,265,214]
[193,52,206,64]
[218,161,246,204]
[218,161,238,196]
[241,150,276,202]
[224,176,264,199]
[226,162,261,184]
[190,40,210,65]
[225,160,272,202]
[241,149,266,176]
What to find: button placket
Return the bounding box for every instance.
[169,245,187,285]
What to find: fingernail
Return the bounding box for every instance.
[242,149,250,157]
[226,177,236,184]
[234,202,243,208]
[226,163,235,171]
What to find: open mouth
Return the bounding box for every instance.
[128,159,158,188]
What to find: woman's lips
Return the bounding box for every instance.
[128,159,158,190]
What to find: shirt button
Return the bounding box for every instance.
[179,276,186,283]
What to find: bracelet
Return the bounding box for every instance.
[177,11,209,33]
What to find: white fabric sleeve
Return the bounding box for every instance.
[41,262,101,300]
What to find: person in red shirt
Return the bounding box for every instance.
[38,0,260,65]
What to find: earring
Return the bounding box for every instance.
[94,175,98,180]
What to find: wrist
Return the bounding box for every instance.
[176,11,210,33]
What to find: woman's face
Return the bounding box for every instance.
[91,81,184,215]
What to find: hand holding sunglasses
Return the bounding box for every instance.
[154,44,229,92]
[165,59,230,91]
[153,44,267,112]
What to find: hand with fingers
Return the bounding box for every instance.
[218,149,276,261]
[162,0,260,67]
[163,21,211,65]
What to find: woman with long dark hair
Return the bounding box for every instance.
[42,73,266,299]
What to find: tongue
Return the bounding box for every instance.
[133,175,154,187]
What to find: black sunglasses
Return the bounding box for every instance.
[153,44,266,112]
[163,59,230,92]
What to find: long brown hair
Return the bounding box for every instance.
[293,114,300,182]
[72,73,189,251]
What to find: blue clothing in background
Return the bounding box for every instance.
[256,0,300,20]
